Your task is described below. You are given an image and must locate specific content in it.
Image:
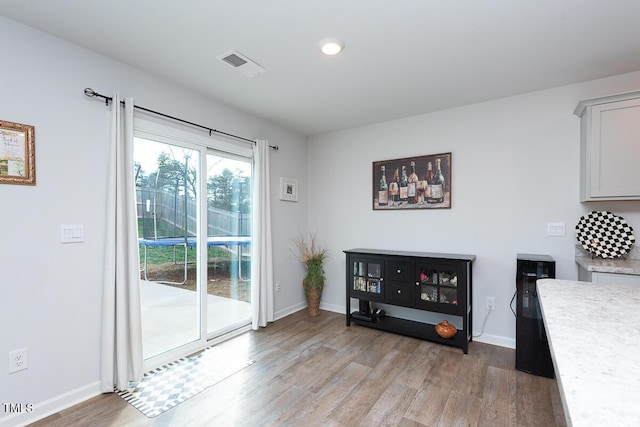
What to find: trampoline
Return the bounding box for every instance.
[139,236,251,285]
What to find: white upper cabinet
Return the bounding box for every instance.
[575,91,640,201]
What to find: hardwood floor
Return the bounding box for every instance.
[30,310,566,426]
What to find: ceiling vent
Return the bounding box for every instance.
[217,50,266,78]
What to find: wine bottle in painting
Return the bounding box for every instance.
[389,168,399,204]
[408,161,419,204]
[425,161,434,201]
[399,165,408,202]
[417,162,429,204]
[378,165,388,206]
[427,158,445,204]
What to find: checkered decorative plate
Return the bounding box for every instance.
[576,211,635,259]
[116,345,255,418]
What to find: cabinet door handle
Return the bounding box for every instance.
[415,282,419,286]
[397,289,402,294]
[397,269,402,274]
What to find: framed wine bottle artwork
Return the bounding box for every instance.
[372,152,451,210]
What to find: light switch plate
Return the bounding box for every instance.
[61,224,84,243]
[547,222,566,237]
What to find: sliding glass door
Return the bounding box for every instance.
[135,137,201,361]
[205,151,252,337]
[133,120,252,367]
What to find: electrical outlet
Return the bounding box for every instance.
[276,281,282,292]
[9,348,28,374]
[485,297,495,311]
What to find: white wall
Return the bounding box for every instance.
[308,71,640,347]
[0,16,307,426]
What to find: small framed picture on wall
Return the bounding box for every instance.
[280,177,298,202]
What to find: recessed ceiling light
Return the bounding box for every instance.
[319,38,345,56]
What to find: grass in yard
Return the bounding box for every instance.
[139,243,232,266]
[138,219,250,302]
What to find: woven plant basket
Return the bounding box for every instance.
[306,285,322,317]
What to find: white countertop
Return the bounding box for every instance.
[575,256,640,275]
[537,279,640,427]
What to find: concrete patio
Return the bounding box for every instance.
[140,280,251,359]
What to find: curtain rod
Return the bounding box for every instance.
[83,88,279,150]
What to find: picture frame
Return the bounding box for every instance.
[0,120,36,186]
[279,177,298,202]
[372,152,451,210]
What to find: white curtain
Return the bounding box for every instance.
[251,139,274,329]
[100,93,143,391]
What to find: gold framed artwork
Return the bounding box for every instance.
[0,120,35,185]
[373,152,451,210]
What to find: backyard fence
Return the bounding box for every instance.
[136,188,250,239]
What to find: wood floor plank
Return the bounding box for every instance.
[404,384,451,425]
[28,310,566,427]
[437,389,482,427]
[423,347,463,391]
[284,345,339,387]
[477,365,517,426]
[358,381,418,427]
[515,372,561,427]
[303,331,383,393]
[351,328,402,368]
[28,393,149,427]
[278,361,372,426]
[549,377,568,427]
[452,350,489,399]
[472,339,516,370]
[239,385,313,427]
[393,341,441,390]
[397,417,426,427]
[328,348,411,426]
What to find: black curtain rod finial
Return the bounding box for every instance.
[84,87,111,105]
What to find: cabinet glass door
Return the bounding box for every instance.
[418,266,458,305]
[353,260,383,296]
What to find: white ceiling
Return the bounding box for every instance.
[2,1,640,136]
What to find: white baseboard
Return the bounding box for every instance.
[0,381,101,427]
[274,301,306,321]
[472,333,515,349]
[274,300,344,321]
[319,301,343,314]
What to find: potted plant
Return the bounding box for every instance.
[294,232,328,317]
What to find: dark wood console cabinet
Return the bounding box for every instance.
[345,248,475,353]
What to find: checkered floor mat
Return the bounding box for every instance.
[115,346,255,418]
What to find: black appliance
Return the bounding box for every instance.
[515,254,555,378]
